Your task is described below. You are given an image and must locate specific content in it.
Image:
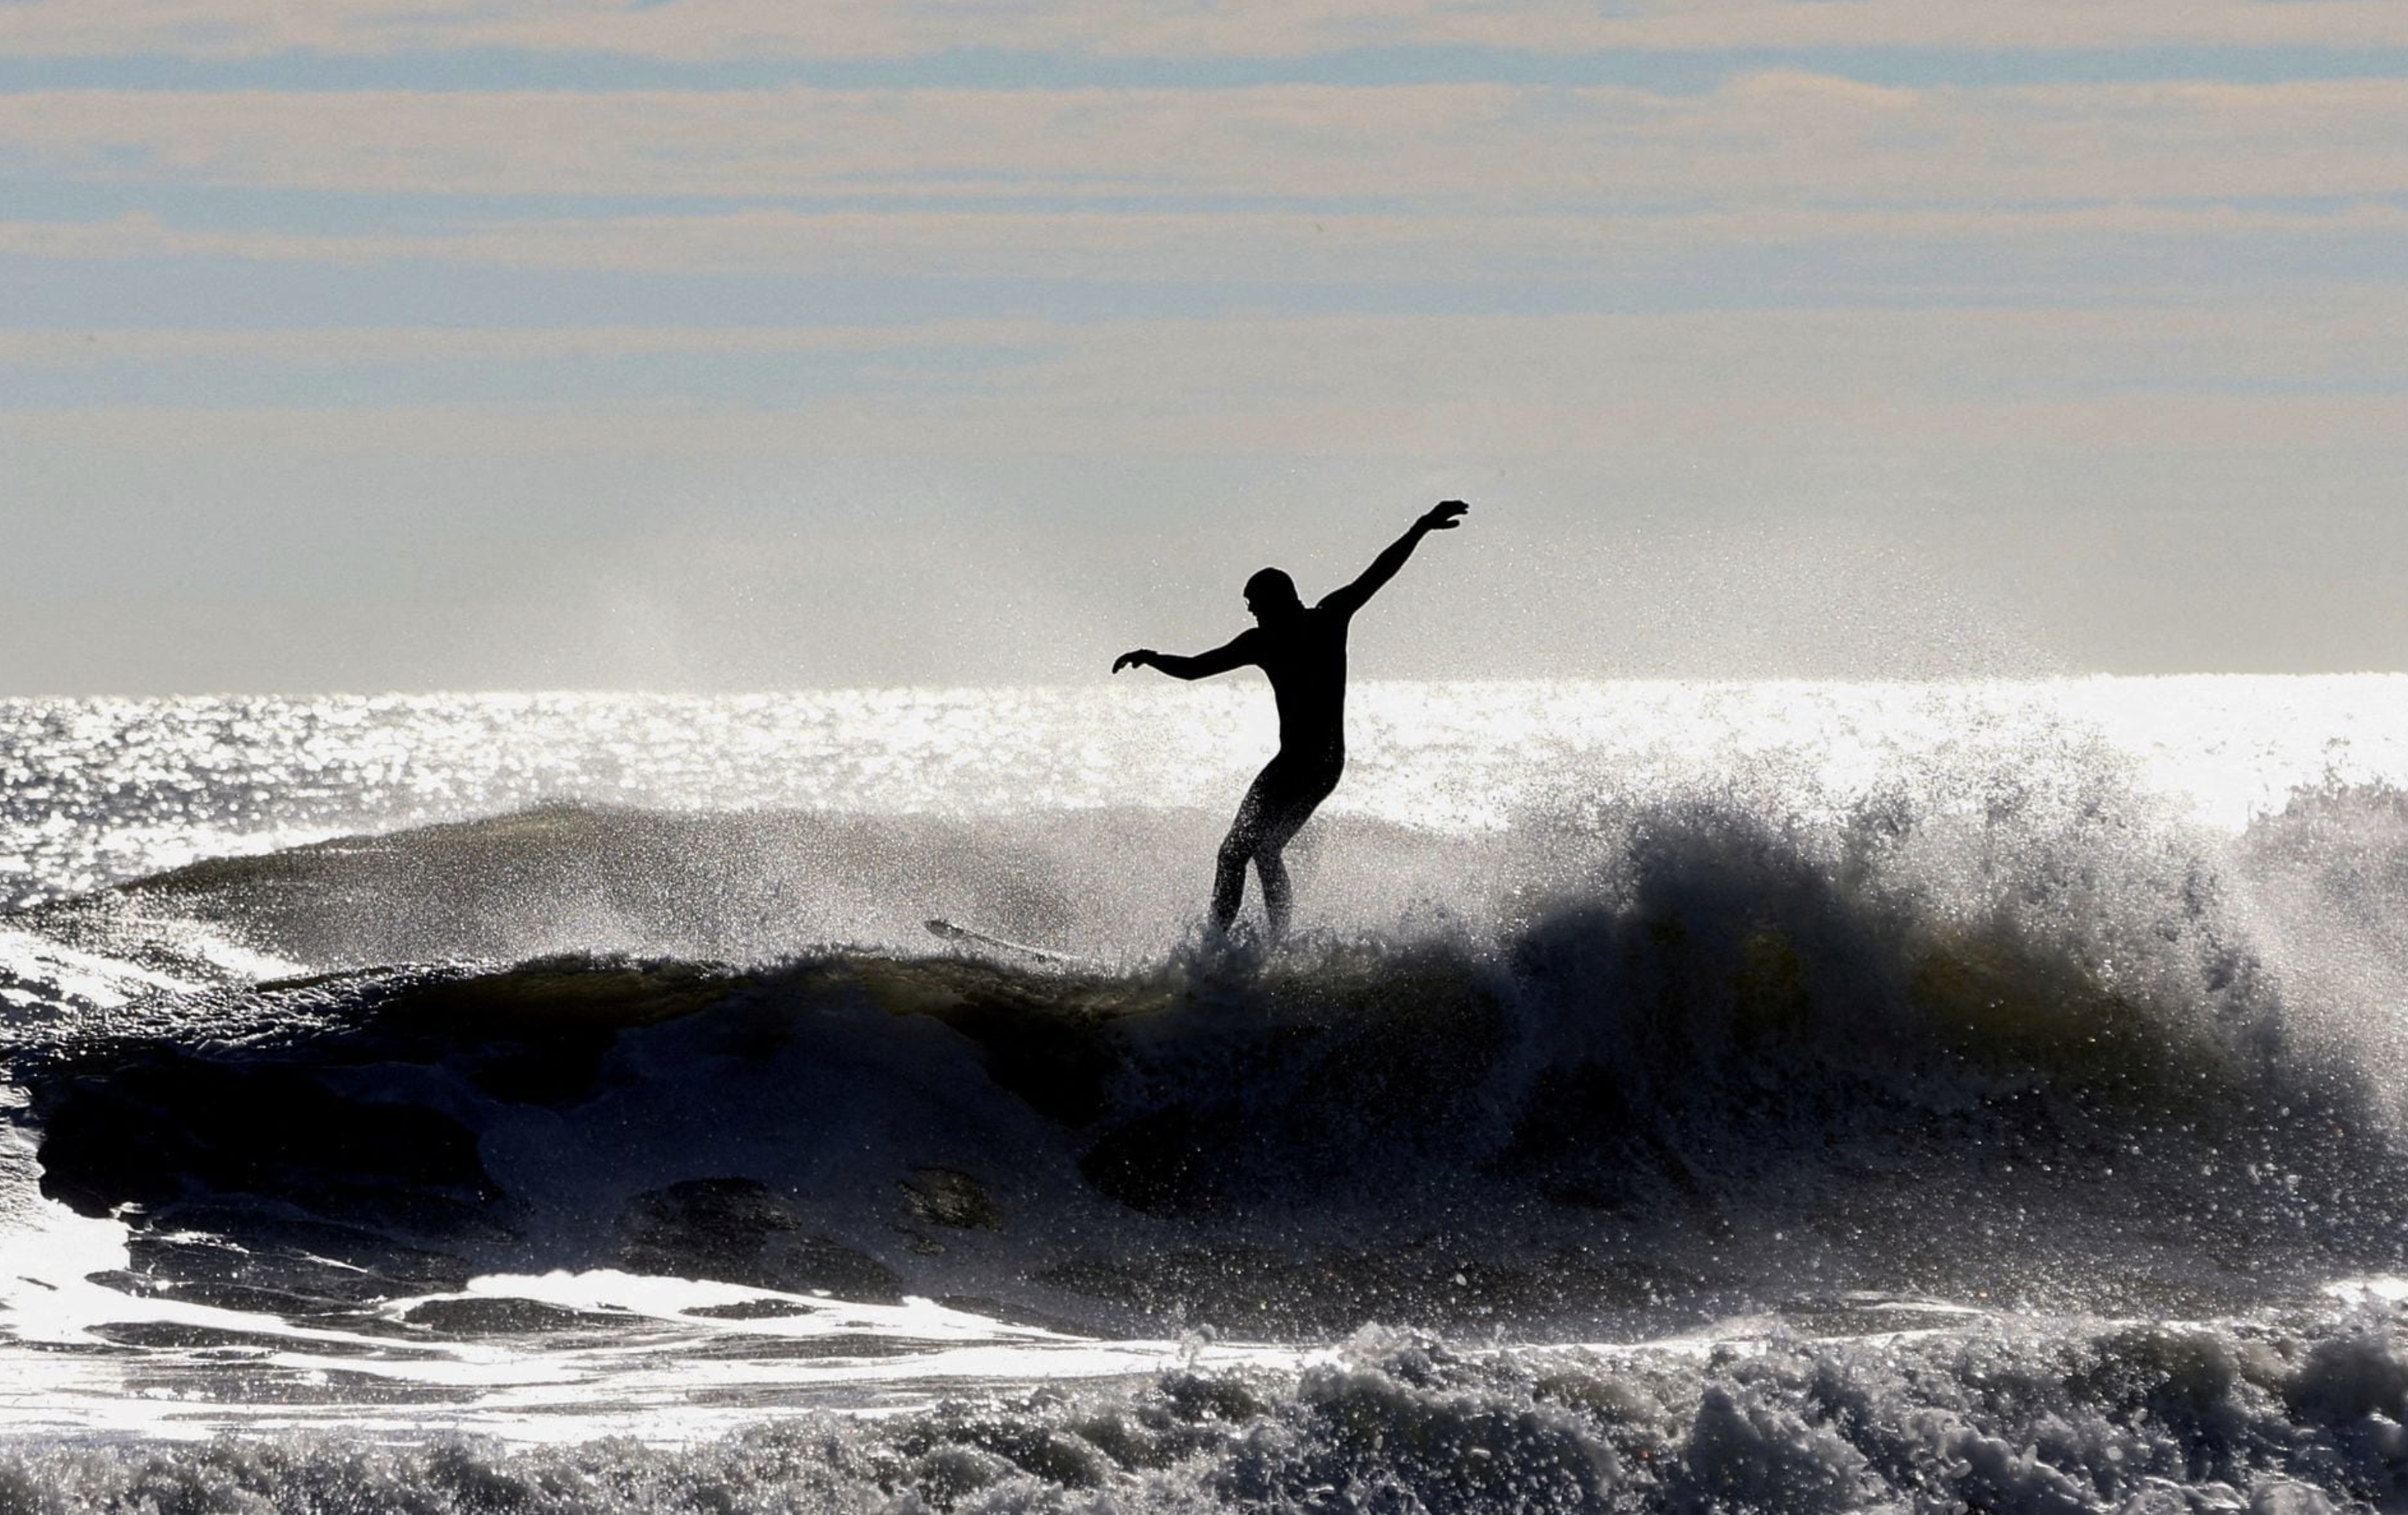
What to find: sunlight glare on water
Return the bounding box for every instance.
[7,677,2408,907]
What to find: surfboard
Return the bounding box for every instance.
[924,918,1094,968]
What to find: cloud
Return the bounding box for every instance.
[8,307,2404,459]
[4,0,2408,60]
[7,198,2404,294]
[12,391,2404,465]
[0,318,1052,362]
[6,76,2408,204]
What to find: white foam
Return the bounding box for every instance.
[0,927,199,1011]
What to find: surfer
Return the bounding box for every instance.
[1114,499,1470,940]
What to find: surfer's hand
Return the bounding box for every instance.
[1420,500,1470,531]
[1113,649,1154,673]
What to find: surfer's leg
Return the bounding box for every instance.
[1212,773,1275,934]
[1256,851,1292,940]
[1210,840,1246,933]
[1247,766,1336,943]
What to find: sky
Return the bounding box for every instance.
[5,1,2407,693]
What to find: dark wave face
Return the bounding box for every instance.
[9,784,2406,1342]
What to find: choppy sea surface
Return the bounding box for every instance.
[2,677,2406,1512]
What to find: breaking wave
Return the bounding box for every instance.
[7,776,2406,1340]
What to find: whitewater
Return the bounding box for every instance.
[1,677,2405,1512]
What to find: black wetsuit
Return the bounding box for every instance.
[1208,600,1356,932]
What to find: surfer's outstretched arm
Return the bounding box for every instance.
[1320,499,1469,618]
[1114,633,1257,680]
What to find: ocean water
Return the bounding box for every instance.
[2,677,2406,1512]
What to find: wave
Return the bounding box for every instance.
[0,1308,2402,1513]
[7,783,2406,1337]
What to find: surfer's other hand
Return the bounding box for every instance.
[1114,649,1154,673]
[1421,500,1470,531]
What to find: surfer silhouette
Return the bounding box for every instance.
[1114,500,1470,941]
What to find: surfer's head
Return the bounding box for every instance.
[1244,567,1303,625]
